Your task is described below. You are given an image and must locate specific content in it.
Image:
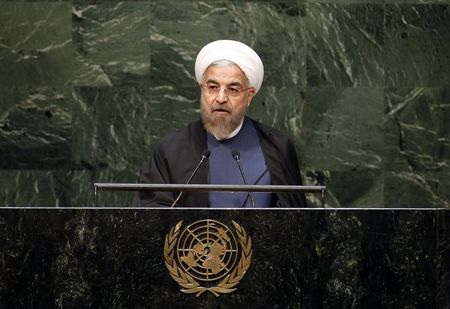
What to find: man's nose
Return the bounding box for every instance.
[215,88,228,103]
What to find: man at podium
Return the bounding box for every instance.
[134,40,307,208]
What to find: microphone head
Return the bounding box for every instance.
[231,150,240,160]
[202,149,211,159]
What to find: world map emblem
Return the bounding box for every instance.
[164,219,252,297]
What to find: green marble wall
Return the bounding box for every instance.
[0,1,448,207]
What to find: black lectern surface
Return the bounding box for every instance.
[0,208,448,309]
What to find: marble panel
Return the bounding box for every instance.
[326,170,383,207]
[304,168,450,209]
[72,2,151,86]
[306,0,384,3]
[384,87,450,172]
[149,0,233,87]
[391,0,450,3]
[0,170,70,206]
[384,170,450,208]
[301,169,384,208]
[0,1,449,208]
[72,85,199,172]
[383,87,449,208]
[306,0,450,3]
[0,3,73,86]
[304,3,384,87]
[437,209,449,309]
[150,1,305,88]
[0,209,437,308]
[247,86,305,140]
[301,169,326,207]
[385,4,450,87]
[236,2,305,88]
[0,87,72,169]
[357,209,437,308]
[70,169,136,207]
[299,87,384,171]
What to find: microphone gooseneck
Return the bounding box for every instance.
[170,150,211,208]
[231,150,256,208]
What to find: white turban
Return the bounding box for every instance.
[195,40,264,93]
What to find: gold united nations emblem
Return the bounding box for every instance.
[164,219,252,297]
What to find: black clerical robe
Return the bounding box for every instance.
[133,117,307,207]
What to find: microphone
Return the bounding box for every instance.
[231,150,256,208]
[170,150,211,208]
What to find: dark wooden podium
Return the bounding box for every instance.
[0,208,448,309]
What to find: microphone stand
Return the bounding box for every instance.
[232,150,256,208]
[170,150,210,208]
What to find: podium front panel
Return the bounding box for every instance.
[0,208,447,309]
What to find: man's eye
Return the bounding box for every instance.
[208,85,219,91]
[229,88,240,93]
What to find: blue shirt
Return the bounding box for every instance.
[207,118,273,208]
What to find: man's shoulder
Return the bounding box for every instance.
[249,117,291,141]
[159,119,201,139]
[156,119,205,152]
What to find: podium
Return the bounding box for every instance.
[0,208,448,308]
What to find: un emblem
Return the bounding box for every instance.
[164,219,252,297]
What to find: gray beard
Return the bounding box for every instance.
[201,106,242,140]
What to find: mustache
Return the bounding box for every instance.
[211,104,231,112]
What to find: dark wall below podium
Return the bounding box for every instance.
[0,208,448,309]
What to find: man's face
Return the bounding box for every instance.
[200,64,256,139]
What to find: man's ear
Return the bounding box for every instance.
[247,88,256,106]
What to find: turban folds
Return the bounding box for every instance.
[195,40,264,94]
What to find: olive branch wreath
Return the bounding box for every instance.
[164,220,252,297]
